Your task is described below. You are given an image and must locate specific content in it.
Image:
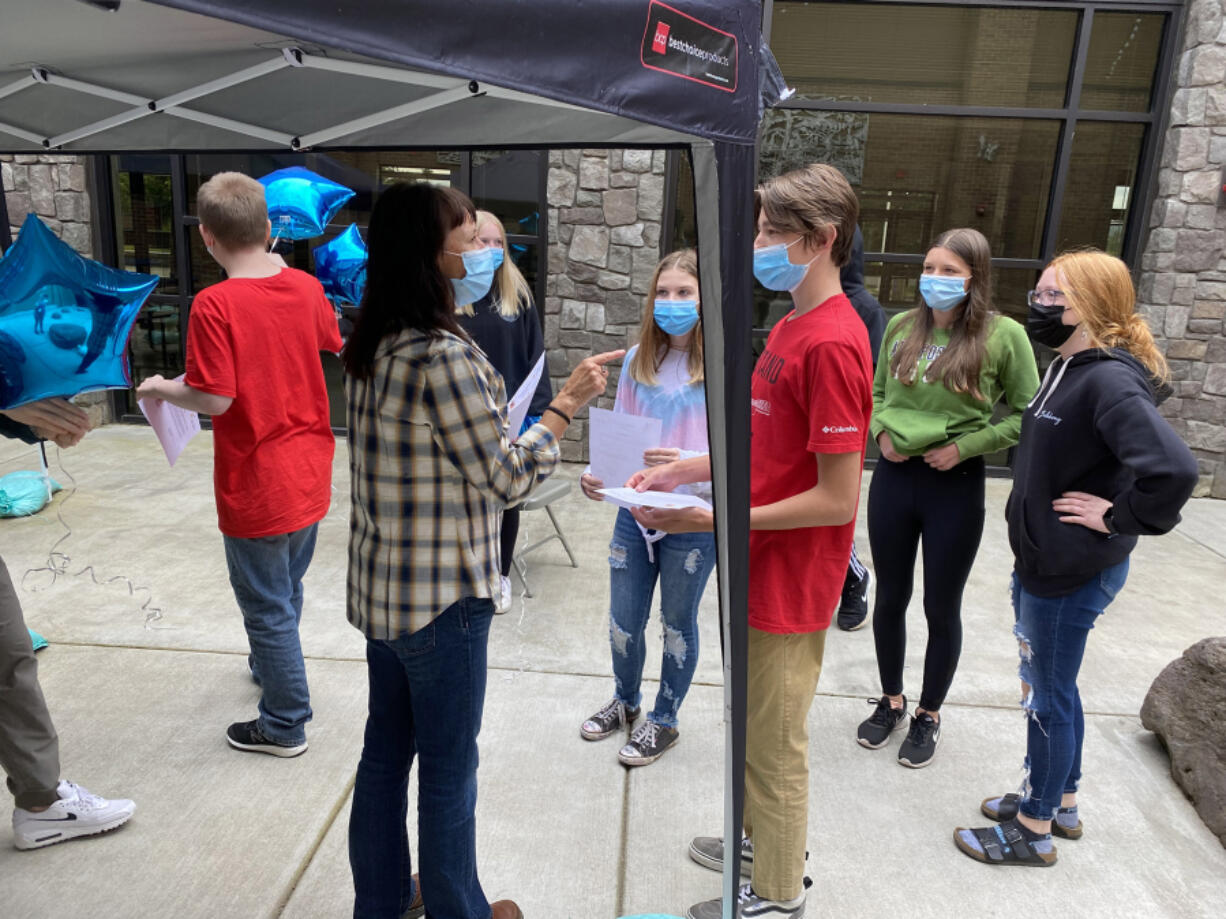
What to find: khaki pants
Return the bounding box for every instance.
[742,625,827,901]
[0,556,61,809]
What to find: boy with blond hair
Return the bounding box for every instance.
[138,172,341,758]
[629,164,873,918]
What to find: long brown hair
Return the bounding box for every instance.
[1048,249,1168,381]
[888,227,994,400]
[629,249,704,386]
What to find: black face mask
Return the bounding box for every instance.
[1027,302,1077,348]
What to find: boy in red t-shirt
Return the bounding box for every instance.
[137,172,342,759]
[629,164,872,919]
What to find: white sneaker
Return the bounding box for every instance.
[12,780,136,850]
[495,575,512,614]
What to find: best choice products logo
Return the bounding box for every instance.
[640,1,738,93]
[652,21,671,54]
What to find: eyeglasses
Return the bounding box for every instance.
[1027,289,1070,307]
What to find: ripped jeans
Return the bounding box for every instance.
[1011,560,1129,821]
[607,508,716,729]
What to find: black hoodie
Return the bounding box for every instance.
[1006,347,1198,597]
[840,227,886,367]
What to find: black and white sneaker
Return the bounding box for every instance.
[580,698,640,741]
[687,880,811,919]
[836,567,871,631]
[856,696,908,749]
[688,835,754,877]
[226,720,308,758]
[618,720,679,766]
[897,712,941,768]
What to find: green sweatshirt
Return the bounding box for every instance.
[870,311,1040,460]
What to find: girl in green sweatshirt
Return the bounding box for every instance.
[855,227,1039,769]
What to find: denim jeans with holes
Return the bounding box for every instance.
[222,523,318,745]
[1012,559,1129,821]
[349,597,494,919]
[607,508,716,729]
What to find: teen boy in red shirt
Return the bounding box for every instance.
[138,172,342,758]
[630,163,872,919]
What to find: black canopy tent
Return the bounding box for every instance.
[1,2,774,913]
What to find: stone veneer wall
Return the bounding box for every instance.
[1,153,110,426]
[543,148,667,462]
[1137,0,1226,498]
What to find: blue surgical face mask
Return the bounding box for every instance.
[446,246,497,305]
[487,246,505,271]
[653,299,700,336]
[753,237,815,292]
[919,274,970,311]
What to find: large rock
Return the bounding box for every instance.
[1140,637,1226,848]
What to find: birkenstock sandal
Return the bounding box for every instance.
[980,793,1083,839]
[953,819,1059,867]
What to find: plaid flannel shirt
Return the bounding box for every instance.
[346,328,559,639]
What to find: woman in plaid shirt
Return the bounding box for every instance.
[341,182,620,919]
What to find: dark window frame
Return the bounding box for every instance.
[96,149,551,424]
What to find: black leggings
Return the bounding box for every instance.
[500,508,520,578]
[867,454,985,712]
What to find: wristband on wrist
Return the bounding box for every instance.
[543,404,571,425]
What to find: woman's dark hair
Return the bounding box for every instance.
[342,182,475,378]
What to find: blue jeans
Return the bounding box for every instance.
[608,508,716,729]
[223,523,318,745]
[349,597,494,919]
[1012,560,1129,821]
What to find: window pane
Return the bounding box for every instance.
[770,2,1077,108]
[112,156,177,294]
[1080,12,1165,112]
[470,150,542,232]
[760,111,1061,260]
[672,152,697,251]
[1056,122,1146,256]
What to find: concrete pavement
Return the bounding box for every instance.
[2,426,1224,918]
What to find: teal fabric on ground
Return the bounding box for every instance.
[0,471,61,517]
[28,629,47,651]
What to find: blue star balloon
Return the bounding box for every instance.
[258,166,355,241]
[312,223,368,306]
[0,215,157,411]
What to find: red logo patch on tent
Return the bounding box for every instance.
[640,1,738,93]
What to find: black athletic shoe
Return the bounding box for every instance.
[856,695,908,749]
[226,720,308,757]
[836,568,871,631]
[898,712,941,768]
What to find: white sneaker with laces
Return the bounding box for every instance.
[12,780,136,850]
[495,575,512,614]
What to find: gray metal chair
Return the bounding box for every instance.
[511,477,578,597]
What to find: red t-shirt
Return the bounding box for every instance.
[184,268,343,539]
[749,293,873,633]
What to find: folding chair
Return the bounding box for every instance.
[511,477,578,597]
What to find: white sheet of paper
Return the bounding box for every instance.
[596,487,713,512]
[138,375,201,466]
[506,353,546,441]
[588,407,663,491]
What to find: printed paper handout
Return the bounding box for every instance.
[596,487,712,513]
[588,407,663,492]
[506,353,546,441]
[138,375,201,466]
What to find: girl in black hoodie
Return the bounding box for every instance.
[953,249,1197,868]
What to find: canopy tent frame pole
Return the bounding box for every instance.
[292,83,478,150]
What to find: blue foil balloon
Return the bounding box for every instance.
[312,223,367,305]
[258,166,355,241]
[0,214,157,411]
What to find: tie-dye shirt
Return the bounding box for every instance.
[614,345,710,498]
